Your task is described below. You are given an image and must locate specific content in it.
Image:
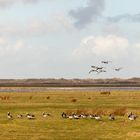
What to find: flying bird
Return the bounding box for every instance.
[114,67,123,71]
[101,61,111,64]
[91,66,104,70]
[91,65,97,69]
[97,69,107,74]
[89,69,98,74]
[89,65,107,74]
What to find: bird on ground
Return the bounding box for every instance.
[128,112,137,121]
[108,114,115,120]
[68,115,74,119]
[88,114,95,119]
[7,112,13,120]
[73,114,80,119]
[79,114,87,119]
[26,113,35,119]
[94,114,102,120]
[42,112,51,118]
[17,114,23,118]
[61,112,67,118]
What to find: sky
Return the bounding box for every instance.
[0,0,140,79]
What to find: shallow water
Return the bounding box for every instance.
[0,87,140,92]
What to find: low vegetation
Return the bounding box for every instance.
[100,91,111,95]
[0,89,140,139]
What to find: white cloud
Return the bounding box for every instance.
[0,37,48,58]
[72,35,130,59]
[0,37,49,78]
[0,0,44,7]
[0,14,74,37]
[0,38,24,55]
[27,14,74,36]
[71,35,140,78]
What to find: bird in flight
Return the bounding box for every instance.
[91,66,104,70]
[89,66,107,74]
[89,69,98,74]
[114,67,123,71]
[101,61,111,64]
[97,69,107,74]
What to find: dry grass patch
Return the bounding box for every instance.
[71,98,77,103]
[100,91,111,95]
[46,96,50,99]
[112,107,127,116]
[127,132,140,137]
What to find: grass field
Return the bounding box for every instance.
[0,89,140,140]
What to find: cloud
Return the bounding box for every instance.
[72,35,140,78]
[107,13,140,23]
[72,35,131,60]
[69,0,140,28]
[0,37,48,57]
[0,38,24,56]
[27,14,74,36]
[0,37,49,78]
[0,14,74,37]
[69,0,105,29]
[72,36,140,79]
[0,0,43,7]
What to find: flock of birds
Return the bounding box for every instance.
[6,111,138,121]
[89,61,123,74]
[7,112,51,120]
[61,112,137,121]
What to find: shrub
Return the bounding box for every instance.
[29,96,33,100]
[46,96,50,99]
[100,91,111,95]
[71,98,77,103]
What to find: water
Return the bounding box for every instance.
[0,87,140,92]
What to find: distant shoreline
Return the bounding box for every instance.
[0,78,139,87]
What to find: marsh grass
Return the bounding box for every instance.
[0,90,140,139]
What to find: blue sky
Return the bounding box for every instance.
[0,0,140,79]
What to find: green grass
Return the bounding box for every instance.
[0,90,140,139]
